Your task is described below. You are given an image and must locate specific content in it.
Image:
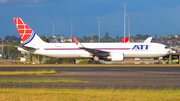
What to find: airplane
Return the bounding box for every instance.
[14,18,172,64]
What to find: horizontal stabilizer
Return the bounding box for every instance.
[14,45,38,51]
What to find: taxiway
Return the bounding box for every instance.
[0,66,180,89]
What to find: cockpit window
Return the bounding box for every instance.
[165,46,169,49]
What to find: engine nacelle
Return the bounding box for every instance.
[107,53,124,61]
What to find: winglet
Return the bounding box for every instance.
[73,37,78,45]
[73,37,84,48]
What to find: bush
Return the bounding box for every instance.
[45,58,58,64]
[78,59,90,64]
[44,58,74,64]
[62,59,75,64]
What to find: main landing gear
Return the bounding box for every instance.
[88,60,101,64]
[88,56,102,64]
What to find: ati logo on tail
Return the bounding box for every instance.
[132,45,149,50]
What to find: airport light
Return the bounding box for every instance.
[1,39,3,59]
[38,55,39,64]
[8,45,9,60]
[70,20,74,43]
[89,34,95,43]
[52,22,56,40]
[123,3,128,43]
[97,17,101,43]
[126,14,133,43]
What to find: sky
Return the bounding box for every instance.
[0,0,180,39]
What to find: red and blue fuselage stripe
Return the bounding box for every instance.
[44,48,131,50]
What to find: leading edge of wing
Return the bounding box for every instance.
[73,37,109,56]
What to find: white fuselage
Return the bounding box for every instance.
[19,42,172,58]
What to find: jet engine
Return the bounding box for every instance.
[107,53,124,61]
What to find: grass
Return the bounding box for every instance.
[0,88,180,101]
[0,70,56,75]
[0,78,86,83]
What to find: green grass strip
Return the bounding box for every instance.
[0,88,180,101]
[0,70,56,75]
[0,79,86,83]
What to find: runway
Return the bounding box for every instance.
[0,66,180,89]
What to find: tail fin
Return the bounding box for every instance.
[14,18,46,47]
[121,37,129,43]
[144,37,152,43]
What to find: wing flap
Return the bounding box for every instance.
[81,47,109,56]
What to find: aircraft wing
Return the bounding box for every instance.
[73,37,109,56]
[80,47,109,56]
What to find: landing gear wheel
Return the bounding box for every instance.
[88,58,101,64]
[92,61,97,64]
[88,60,101,64]
[96,61,101,64]
[88,61,93,64]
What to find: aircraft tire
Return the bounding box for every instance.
[96,61,101,64]
[88,61,93,64]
